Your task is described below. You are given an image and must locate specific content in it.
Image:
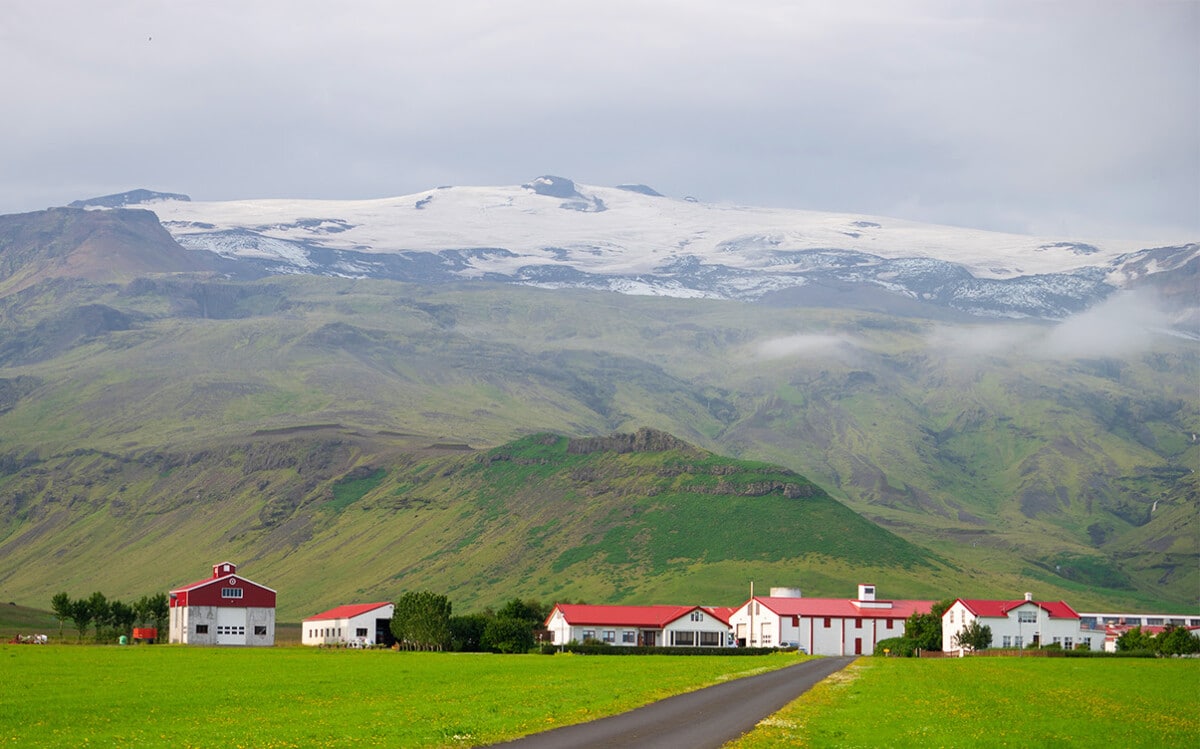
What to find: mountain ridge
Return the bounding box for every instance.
[0,190,1195,616]
[59,178,1198,324]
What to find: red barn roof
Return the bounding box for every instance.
[955,599,1079,619]
[168,562,276,609]
[546,604,728,629]
[751,597,935,620]
[304,602,393,622]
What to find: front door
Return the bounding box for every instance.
[854,637,863,655]
[642,630,657,647]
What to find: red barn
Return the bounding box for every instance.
[168,561,277,646]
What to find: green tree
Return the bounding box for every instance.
[87,592,110,641]
[496,598,549,627]
[1116,626,1155,652]
[50,592,72,639]
[1155,625,1200,655]
[904,598,954,651]
[130,593,169,641]
[952,619,992,652]
[109,600,136,639]
[482,616,535,654]
[69,598,93,642]
[391,591,452,651]
[449,613,491,652]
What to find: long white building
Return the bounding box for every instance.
[727,584,933,656]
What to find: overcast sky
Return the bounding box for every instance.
[4,0,1197,241]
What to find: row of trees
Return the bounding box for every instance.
[389,591,550,653]
[1116,624,1200,655]
[49,591,169,643]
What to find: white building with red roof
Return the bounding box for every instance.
[168,562,276,646]
[727,584,934,655]
[302,602,396,647]
[942,593,1103,652]
[544,603,734,648]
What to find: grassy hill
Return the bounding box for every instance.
[0,246,1195,616]
[0,427,952,619]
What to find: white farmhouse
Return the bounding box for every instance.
[727,584,933,656]
[302,602,396,647]
[544,604,734,648]
[942,594,1102,652]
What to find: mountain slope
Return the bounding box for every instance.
[0,429,949,619]
[0,197,1195,616]
[0,270,1194,614]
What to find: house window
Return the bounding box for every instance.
[356,628,368,637]
[886,619,894,630]
[690,611,704,622]
[582,629,595,641]
[196,624,209,634]
[1146,618,1163,626]
[949,611,955,623]
[823,618,831,628]
[221,587,244,599]
[1002,636,1011,648]
[255,626,267,636]
[216,626,245,636]
[1064,637,1073,649]
[672,631,696,646]
[622,631,636,644]
[699,631,721,646]
[1018,611,1037,623]
[792,616,800,627]
[1052,637,1061,646]
[1014,636,1024,647]
[602,630,616,643]
[855,618,862,628]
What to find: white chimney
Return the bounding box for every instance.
[858,584,876,601]
[1024,592,1033,601]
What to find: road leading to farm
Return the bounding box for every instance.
[488,656,856,749]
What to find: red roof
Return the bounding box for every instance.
[547,604,727,629]
[751,597,935,619]
[169,572,277,595]
[955,599,1079,619]
[304,602,393,622]
[707,606,737,625]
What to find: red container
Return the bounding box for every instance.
[132,628,158,640]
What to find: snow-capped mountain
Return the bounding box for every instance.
[73,178,1197,320]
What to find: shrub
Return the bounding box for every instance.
[874,637,918,657]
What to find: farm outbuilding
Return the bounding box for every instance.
[168,562,276,646]
[302,602,396,647]
[544,604,734,648]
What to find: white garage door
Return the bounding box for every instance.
[216,608,246,645]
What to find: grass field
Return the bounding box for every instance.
[727,656,1200,748]
[0,645,801,748]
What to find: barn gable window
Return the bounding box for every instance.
[221,587,244,598]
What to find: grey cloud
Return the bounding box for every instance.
[1,1,1196,241]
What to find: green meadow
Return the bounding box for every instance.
[729,657,1200,748]
[0,645,801,748]
[3,646,1199,748]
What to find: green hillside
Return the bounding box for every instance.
[0,271,1195,616]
